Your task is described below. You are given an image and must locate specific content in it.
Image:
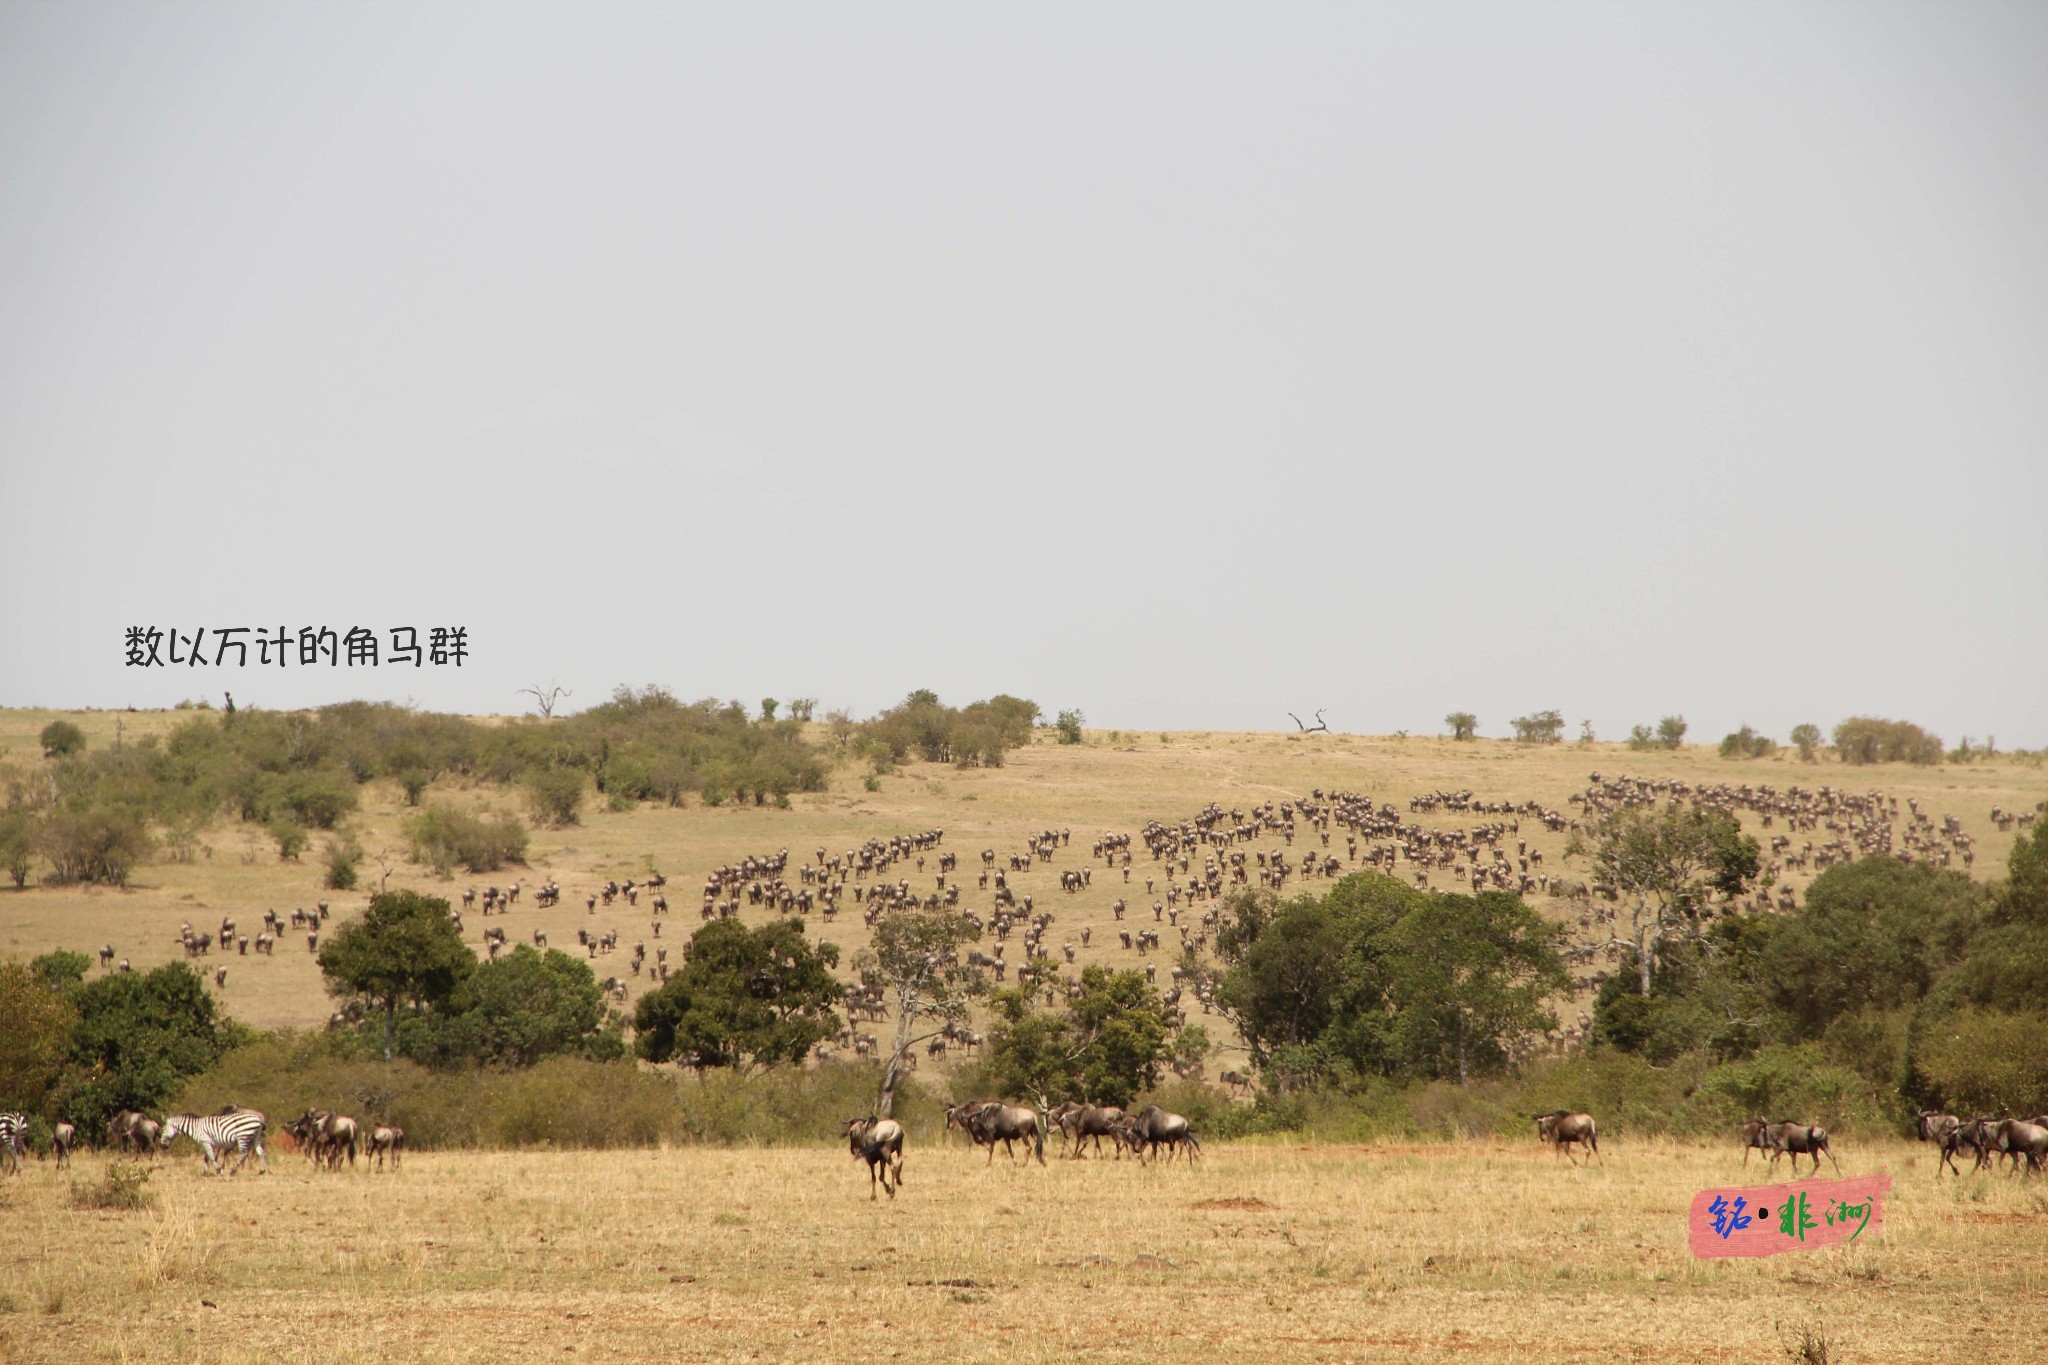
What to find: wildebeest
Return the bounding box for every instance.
[367,1124,405,1170]
[1991,1118,2048,1173]
[107,1110,160,1155]
[843,1116,905,1200]
[51,1121,76,1169]
[1764,1121,1840,1176]
[1057,1104,1128,1159]
[1121,1105,1199,1163]
[1534,1110,1599,1163]
[967,1104,1046,1165]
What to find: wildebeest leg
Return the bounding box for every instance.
[1821,1142,1841,1176]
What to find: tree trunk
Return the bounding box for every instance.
[1456,1011,1469,1086]
[383,999,396,1062]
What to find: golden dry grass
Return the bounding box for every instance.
[5,1137,2045,1363]
[2,707,2043,1045]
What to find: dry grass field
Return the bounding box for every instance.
[5,1137,2046,1364]
[5,708,2047,1362]
[1,706,2041,1043]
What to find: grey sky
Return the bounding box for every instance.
[2,2,2043,746]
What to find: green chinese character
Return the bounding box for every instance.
[1778,1190,1815,1241]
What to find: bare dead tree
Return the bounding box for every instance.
[1287,709,1330,733]
[518,683,572,719]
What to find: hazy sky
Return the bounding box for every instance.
[2,2,2043,746]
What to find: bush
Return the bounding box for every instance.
[1054,709,1084,745]
[1833,716,1943,766]
[1719,725,1778,759]
[406,806,529,875]
[525,769,584,827]
[270,820,309,861]
[69,1162,156,1212]
[1790,723,1822,761]
[35,806,153,886]
[1911,1007,2048,1115]
[1628,724,1658,751]
[323,838,361,890]
[1510,710,1565,744]
[40,720,86,758]
[1444,712,1478,741]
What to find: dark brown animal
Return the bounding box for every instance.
[1535,1110,1599,1162]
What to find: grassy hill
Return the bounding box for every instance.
[4,705,2040,1057]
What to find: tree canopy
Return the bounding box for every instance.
[633,918,842,1073]
[983,966,1176,1107]
[415,944,625,1069]
[317,889,475,1060]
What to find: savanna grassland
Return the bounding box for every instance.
[5,708,2048,1363]
[6,1136,2046,1364]
[2,706,2041,1039]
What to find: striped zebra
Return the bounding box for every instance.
[160,1107,270,1175]
[0,1113,25,1175]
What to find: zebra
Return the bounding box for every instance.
[160,1107,270,1175]
[0,1113,25,1175]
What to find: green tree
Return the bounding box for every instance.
[52,962,235,1131]
[1760,858,1982,1039]
[1444,712,1478,741]
[1385,891,1569,1084]
[759,698,779,722]
[1055,709,1085,745]
[40,720,86,758]
[526,768,585,827]
[1719,725,1777,759]
[0,808,34,888]
[633,919,842,1073]
[1627,724,1658,751]
[1656,715,1688,749]
[1568,804,1760,995]
[426,945,624,1069]
[1789,723,1822,761]
[0,961,76,1112]
[317,890,476,1061]
[984,966,1174,1107]
[1832,716,1943,765]
[853,906,981,1116]
[36,806,153,886]
[1510,709,1565,744]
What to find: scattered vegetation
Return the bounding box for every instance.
[1719,724,1779,759]
[1509,710,1565,744]
[1833,716,1943,766]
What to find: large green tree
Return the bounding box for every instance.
[852,906,981,1115]
[422,945,625,1069]
[0,961,76,1113]
[633,918,842,1073]
[1385,891,1570,1084]
[317,889,475,1060]
[1567,804,1759,995]
[51,961,236,1130]
[984,966,1175,1107]
[1759,858,1981,1037]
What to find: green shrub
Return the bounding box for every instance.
[1720,725,1778,759]
[323,837,361,890]
[270,820,309,861]
[525,769,584,827]
[1054,709,1084,745]
[35,806,152,886]
[406,806,529,875]
[68,1162,156,1212]
[40,720,86,758]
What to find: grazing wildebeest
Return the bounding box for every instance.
[107,1110,160,1155]
[1765,1121,1840,1176]
[1534,1111,1599,1163]
[843,1116,905,1200]
[967,1104,1046,1165]
[367,1125,405,1170]
[1123,1105,1200,1163]
[1058,1104,1128,1159]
